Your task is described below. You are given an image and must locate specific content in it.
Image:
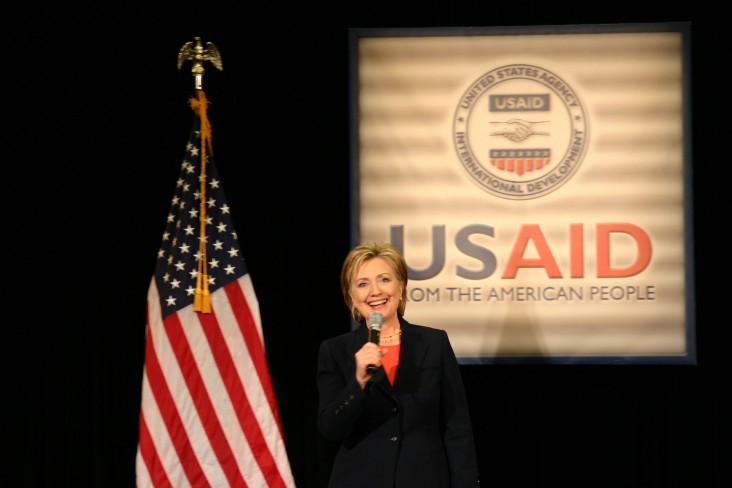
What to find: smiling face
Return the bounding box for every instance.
[350,257,404,325]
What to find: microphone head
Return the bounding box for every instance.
[368,312,383,331]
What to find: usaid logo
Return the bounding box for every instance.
[453,64,589,200]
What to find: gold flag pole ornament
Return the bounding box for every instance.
[178,37,223,313]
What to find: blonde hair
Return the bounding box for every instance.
[340,241,408,322]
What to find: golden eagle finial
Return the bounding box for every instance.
[177,37,223,90]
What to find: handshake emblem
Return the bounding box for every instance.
[490,119,549,142]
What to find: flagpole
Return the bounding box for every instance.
[136,38,296,488]
[178,37,224,313]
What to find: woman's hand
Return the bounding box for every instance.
[354,342,386,389]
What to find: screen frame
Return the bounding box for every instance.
[348,22,695,365]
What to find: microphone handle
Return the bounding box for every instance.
[366,327,381,374]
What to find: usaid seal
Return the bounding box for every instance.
[453,64,589,200]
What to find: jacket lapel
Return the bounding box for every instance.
[388,318,427,394]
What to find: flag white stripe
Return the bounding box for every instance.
[138,371,193,488]
[138,279,190,488]
[180,296,269,487]
[212,278,293,485]
[134,445,153,488]
[146,280,223,486]
[209,287,269,484]
[136,380,157,488]
[239,273,264,345]
[233,274,296,479]
[233,279,296,487]
[173,305,237,485]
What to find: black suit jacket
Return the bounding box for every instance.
[317,317,479,487]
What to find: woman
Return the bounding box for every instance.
[317,242,480,487]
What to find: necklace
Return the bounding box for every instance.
[379,329,402,344]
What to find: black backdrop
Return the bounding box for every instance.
[5,2,729,487]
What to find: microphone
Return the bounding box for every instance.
[366,312,383,374]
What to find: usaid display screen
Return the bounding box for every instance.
[349,23,694,364]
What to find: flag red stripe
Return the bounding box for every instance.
[144,309,211,487]
[137,415,173,488]
[219,281,289,486]
[225,281,283,432]
[164,311,248,487]
[197,309,285,487]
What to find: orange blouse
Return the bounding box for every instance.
[380,343,401,385]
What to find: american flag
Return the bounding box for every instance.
[135,103,295,487]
